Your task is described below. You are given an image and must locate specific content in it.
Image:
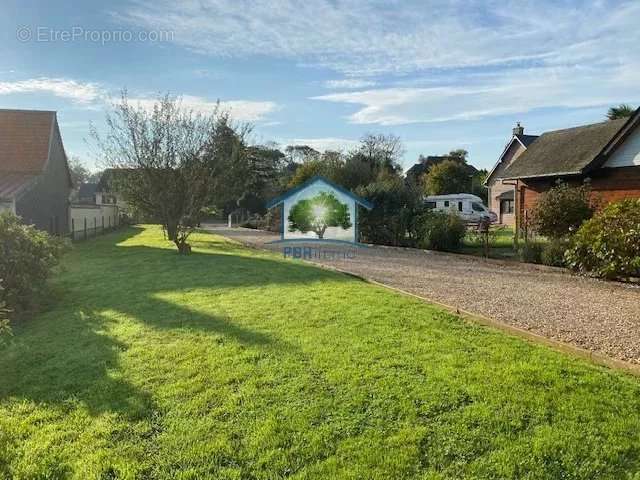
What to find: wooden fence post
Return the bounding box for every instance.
[84,218,87,240]
[71,218,75,242]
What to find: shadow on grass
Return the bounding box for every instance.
[0,226,345,417]
[0,310,155,419]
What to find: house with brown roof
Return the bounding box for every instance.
[0,109,72,234]
[500,108,640,234]
[484,123,538,226]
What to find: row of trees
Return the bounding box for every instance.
[89,93,489,253]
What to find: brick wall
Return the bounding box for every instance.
[517,166,640,225]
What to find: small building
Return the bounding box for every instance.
[484,123,538,226]
[76,182,99,204]
[501,108,640,232]
[0,109,72,234]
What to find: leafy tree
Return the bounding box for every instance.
[607,104,635,120]
[237,191,266,215]
[530,182,594,239]
[470,169,488,203]
[448,149,469,161]
[287,153,345,188]
[340,154,377,190]
[406,150,477,186]
[285,145,320,164]
[287,191,351,239]
[424,160,472,195]
[356,177,423,246]
[93,92,242,254]
[68,156,91,186]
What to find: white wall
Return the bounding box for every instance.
[605,127,640,168]
[69,204,119,234]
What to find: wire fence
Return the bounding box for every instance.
[65,214,123,242]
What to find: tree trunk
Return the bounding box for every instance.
[165,220,178,241]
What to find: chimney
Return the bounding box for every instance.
[512,122,524,136]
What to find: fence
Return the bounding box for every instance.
[69,204,121,241]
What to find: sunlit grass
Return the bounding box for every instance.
[1,225,639,479]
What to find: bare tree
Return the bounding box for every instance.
[357,133,404,174]
[92,92,239,254]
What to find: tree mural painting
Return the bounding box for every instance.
[288,192,352,239]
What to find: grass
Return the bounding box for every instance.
[2,225,640,479]
[462,226,517,259]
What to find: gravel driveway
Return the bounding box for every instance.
[204,225,640,366]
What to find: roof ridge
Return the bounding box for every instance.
[541,118,626,136]
[0,108,56,114]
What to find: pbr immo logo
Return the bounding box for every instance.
[266,176,373,258]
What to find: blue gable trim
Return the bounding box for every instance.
[265,176,374,210]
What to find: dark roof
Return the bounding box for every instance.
[503,118,629,179]
[0,109,55,174]
[78,182,98,198]
[498,190,514,200]
[266,175,374,209]
[515,134,538,148]
[0,173,35,201]
[485,134,539,185]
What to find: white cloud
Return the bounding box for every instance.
[284,137,359,152]
[117,0,640,76]
[313,60,640,125]
[0,77,278,122]
[0,77,103,104]
[324,79,377,89]
[128,95,278,122]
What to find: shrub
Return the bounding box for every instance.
[530,182,594,239]
[541,239,569,267]
[356,177,422,246]
[415,211,466,251]
[519,242,544,264]
[565,199,640,279]
[0,212,66,315]
[0,280,10,336]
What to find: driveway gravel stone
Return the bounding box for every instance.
[204,225,640,365]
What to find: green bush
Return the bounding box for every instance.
[0,280,10,336]
[565,199,640,279]
[415,211,466,251]
[519,242,544,264]
[0,212,66,315]
[356,177,422,246]
[541,239,569,267]
[530,182,594,239]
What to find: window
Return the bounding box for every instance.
[458,201,463,212]
[472,202,485,212]
[424,201,436,209]
[500,199,514,214]
[444,200,450,207]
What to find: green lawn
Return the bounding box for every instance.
[2,226,640,479]
[462,227,517,259]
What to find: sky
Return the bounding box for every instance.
[1,0,639,172]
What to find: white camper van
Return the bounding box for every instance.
[424,194,497,223]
